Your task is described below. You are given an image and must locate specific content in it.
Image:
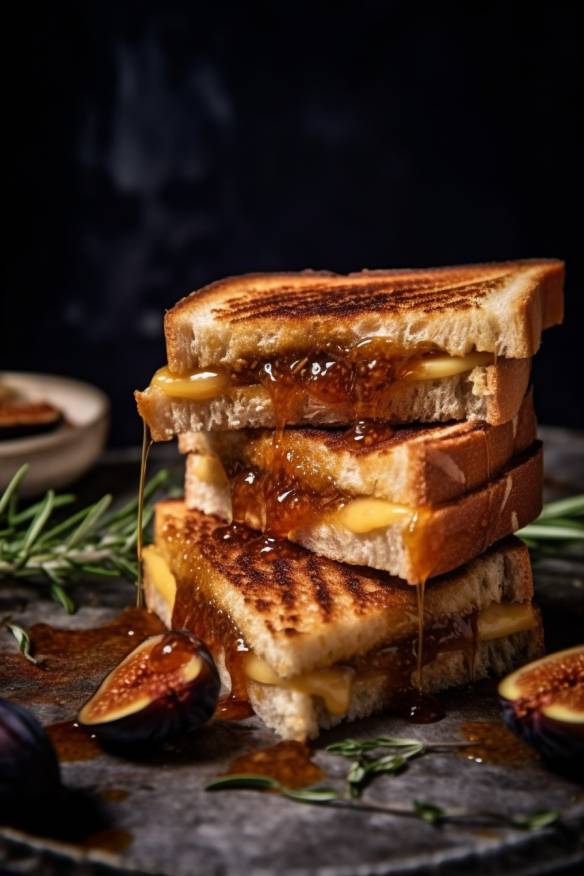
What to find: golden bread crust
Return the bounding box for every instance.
[150,500,533,677]
[164,260,564,370]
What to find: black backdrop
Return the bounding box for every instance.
[5,1,584,445]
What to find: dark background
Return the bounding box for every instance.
[5,1,583,445]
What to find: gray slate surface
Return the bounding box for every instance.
[1,427,583,876]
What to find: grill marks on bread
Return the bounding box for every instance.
[214,273,510,323]
[164,508,420,633]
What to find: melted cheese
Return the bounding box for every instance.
[331,498,414,533]
[151,366,231,401]
[244,654,354,716]
[142,545,177,608]
[189,454,229,486]
[476,602,536,641]
[404,351,494,380]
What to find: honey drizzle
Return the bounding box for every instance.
[415,580,426,691]
[136,420,153,608]
[351,611,477,722]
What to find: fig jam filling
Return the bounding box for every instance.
[231,343,438,427]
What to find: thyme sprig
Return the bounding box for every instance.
[206,734,560,831]
[326,735,473,797]
[206,771,560,831]
[0,464,172,612]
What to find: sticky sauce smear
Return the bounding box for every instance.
[461,720,538,765]
[46,720,102,762]
[0,607,165,762]
[222,740,324,789]
[99,788,130,802]
[82,828,134,853]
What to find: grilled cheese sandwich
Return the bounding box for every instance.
[135,260,563,436]
[144,502,543,740]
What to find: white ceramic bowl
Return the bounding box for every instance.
[0,372,110,496]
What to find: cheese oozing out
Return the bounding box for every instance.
[143,547,537,718]
[148,351,495,402]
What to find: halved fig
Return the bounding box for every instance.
[79,630,220,749]
[499,645,584,773]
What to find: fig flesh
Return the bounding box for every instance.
[499,645,584,773]
[79,630,220,749]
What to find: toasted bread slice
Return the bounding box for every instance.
[184,441,543,584]
[147,501,535,679]
[144,503,542,738]
[181,390,536,507]
[164,260,563,371]
[137,356,531,438]
[247,628,542,739]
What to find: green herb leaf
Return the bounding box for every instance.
[5,622,38,665]
[0,465,29,520]
[511,810,560,831]
[413,800,445,825]
[205,774,281,792]
[369,753,408,775]
[0,468,175,607]
[49,582,75,614]
[327,735,423,758]
[538,495,584,520]
[19,490,55,558]
[282,787,339,804]
[65,495,112,549]
[517,523,584,541]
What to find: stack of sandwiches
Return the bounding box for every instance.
[136,259,564,740]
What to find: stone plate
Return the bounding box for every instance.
[1,429,583,876]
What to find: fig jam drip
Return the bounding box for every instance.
[136,420,153,608]
[149,632,196,673]
[350,612,477,723]
[46,720,102,762]
[396,690,445,724]
[461,721,538,765]
[221,741,324,789]
[415,580,426,691]
[171,560,253,720]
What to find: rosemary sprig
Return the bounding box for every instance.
[517,494,584,550]
[0,464,172,612]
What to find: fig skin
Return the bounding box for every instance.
[499,645,584,776]
[0,698,61,803]
[78,630,220,750]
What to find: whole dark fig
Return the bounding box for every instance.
[0,699,61,806]
[78,630,220,749]
[499,645,584,775]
